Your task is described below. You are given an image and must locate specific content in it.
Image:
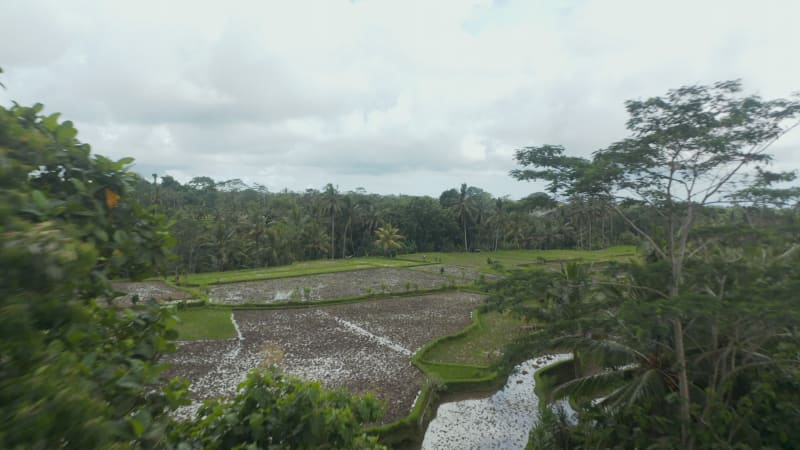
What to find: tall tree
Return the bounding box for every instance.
[321,183,340,260]
[440,183,476,252]
[0,100,182,448]
[339,194,355,258]
[374,223,404,257]
[512,80,800,446]
[487,198,509,251]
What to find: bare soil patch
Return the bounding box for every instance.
[163,292,484,422]
[109,281,193,306]
[208,268,456,305]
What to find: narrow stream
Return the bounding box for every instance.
[421,353,571,450]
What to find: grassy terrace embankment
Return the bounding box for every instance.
[174,245,637,287]
[401,245,636,272]
[173,309,237,340]
[176,257,422,286]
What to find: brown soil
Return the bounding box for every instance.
[163,291,484,423]
[208,268,458,305]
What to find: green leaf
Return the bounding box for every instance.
[94,229,109,242]
[56,121,78,144]
[130,418,145,437]
[31,190,48,209]
[70,178,87,192]
[114,230,128,243]
[42,113,61,132]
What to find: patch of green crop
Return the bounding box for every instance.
[178,257,420,286]
[399,246,637,274]
[173,308,236,340]
[422,311,529,366]
[418,362,494,380]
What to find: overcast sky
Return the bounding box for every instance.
[2,0,799,198]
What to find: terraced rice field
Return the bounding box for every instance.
[207,267,460,305]
[163,291,484,422]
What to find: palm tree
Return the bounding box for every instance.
[355,198,379,255]
[321,184,340,259]
[546,332,674,414]
[454,183,474,252]
[339,195,355,258]
[374,223,404,257]
[488,198,510,251]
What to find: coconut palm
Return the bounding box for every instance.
[374,223,404,257]
[320,183,340,259]
[454,183,475,252]
[487,198,510,251]
[339,195,355,258]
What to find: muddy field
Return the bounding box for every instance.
[109,281,193,306]
[207,267,459,305]
[163,292,484,422]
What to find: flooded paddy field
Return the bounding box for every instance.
[207,267,460,305]
[164,292,484,422]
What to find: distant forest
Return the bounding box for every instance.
[130,174,793,276]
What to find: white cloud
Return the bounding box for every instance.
[460,135,487,162]
[1,0,799,198]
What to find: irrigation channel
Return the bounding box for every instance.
[421,354,573,450]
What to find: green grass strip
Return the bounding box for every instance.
[177,257,428,286]
[172,308,236,340]
[397,246,637,274]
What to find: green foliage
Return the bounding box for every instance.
[1,103,174,285]
[374,223,405,257]
[135,170,639,275]
[0,101,186,448]
[512,80,800,294]
[403,246,637,273]
[0,98,398,450]
[508,81,800,449]
[169,370,386,450]
[526,405,574,450]
[420,311,527,366]
[506,255,800,449]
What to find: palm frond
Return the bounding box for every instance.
[601,368,666,411]
[549,335,646,364]
[550,366,638,401]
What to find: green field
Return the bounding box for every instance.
[175,247,635,286]
[173,308,236,340]
[421,311,528,366]
[178,257,421,285]
[402,245,637,273]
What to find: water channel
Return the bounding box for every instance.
[421,353,572,450]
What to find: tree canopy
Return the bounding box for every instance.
[506,81,800,449]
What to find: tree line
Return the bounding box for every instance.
[130,174,793,277]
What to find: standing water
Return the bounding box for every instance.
[421,353,571,450]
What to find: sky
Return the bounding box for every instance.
[2,0,799,198]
